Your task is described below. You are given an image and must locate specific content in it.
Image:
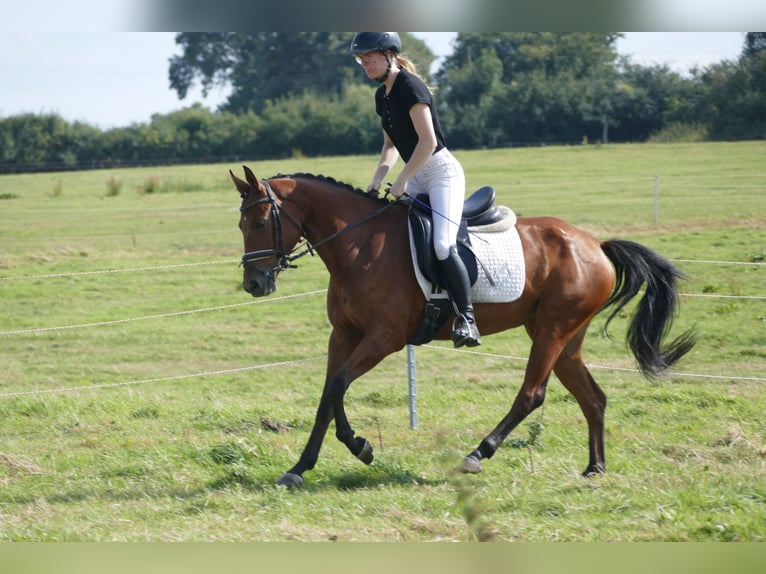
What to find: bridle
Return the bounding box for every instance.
[239,179,306,280]
[239,178,397,279]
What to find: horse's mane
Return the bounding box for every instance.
[272,173,390,205]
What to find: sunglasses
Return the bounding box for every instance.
[354,51,380,65]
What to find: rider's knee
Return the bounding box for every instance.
[433,240,453,261]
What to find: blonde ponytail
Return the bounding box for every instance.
[395,54,434,91]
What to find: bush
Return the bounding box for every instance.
[648,122,708,143]
[105,177,122,196]
[139,176,162,195]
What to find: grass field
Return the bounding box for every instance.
[0,142,764,541]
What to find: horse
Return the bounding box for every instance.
[229,165,695,488]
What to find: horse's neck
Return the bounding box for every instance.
[288,183,377,240]
[285,183,400,271]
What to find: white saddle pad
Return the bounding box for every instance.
[408,205,526,304]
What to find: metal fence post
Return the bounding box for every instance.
[407,344,418,429]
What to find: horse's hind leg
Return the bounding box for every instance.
[553,328,607,476]
[458,328,565,474]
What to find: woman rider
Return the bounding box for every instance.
[350,32,481,348]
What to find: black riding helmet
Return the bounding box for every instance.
[349,32,401,82]
[349,32,401,56]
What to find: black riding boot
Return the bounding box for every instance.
[438,245,482,348]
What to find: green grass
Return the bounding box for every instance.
[0,142,764,541]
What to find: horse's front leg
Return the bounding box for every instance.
[279,368,372,490]
[331,368,374,465]
[277,330,394,488]
[277,389,335,488]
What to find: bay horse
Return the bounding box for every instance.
[229,165,695,488]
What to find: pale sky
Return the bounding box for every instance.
[0,32,748,130]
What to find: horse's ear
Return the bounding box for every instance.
[229,169,250,197]
[242,165,259,187]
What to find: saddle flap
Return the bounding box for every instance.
[407,206,478,287]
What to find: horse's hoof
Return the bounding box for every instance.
[355,437,374,465]
[276,472,304,488]
[582,464,606,477]
[457,455,483,474]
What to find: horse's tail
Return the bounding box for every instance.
[600,239,696,378]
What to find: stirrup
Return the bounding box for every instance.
[451,314,482,348]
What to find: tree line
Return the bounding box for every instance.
[1,33,764,173]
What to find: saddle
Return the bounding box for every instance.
[407,186,504,286]
[407,186,506,345]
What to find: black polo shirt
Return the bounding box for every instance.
[375,69,446,163]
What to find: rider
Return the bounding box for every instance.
[350,32,481,348]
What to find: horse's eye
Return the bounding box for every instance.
[255,219,267,229]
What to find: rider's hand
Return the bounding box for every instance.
[389,180,407,198]
[366,180,381,197]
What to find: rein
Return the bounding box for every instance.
[240,178,397,273]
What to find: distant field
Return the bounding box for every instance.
[0,142,764,541]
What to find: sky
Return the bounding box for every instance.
[0,32,748,130]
